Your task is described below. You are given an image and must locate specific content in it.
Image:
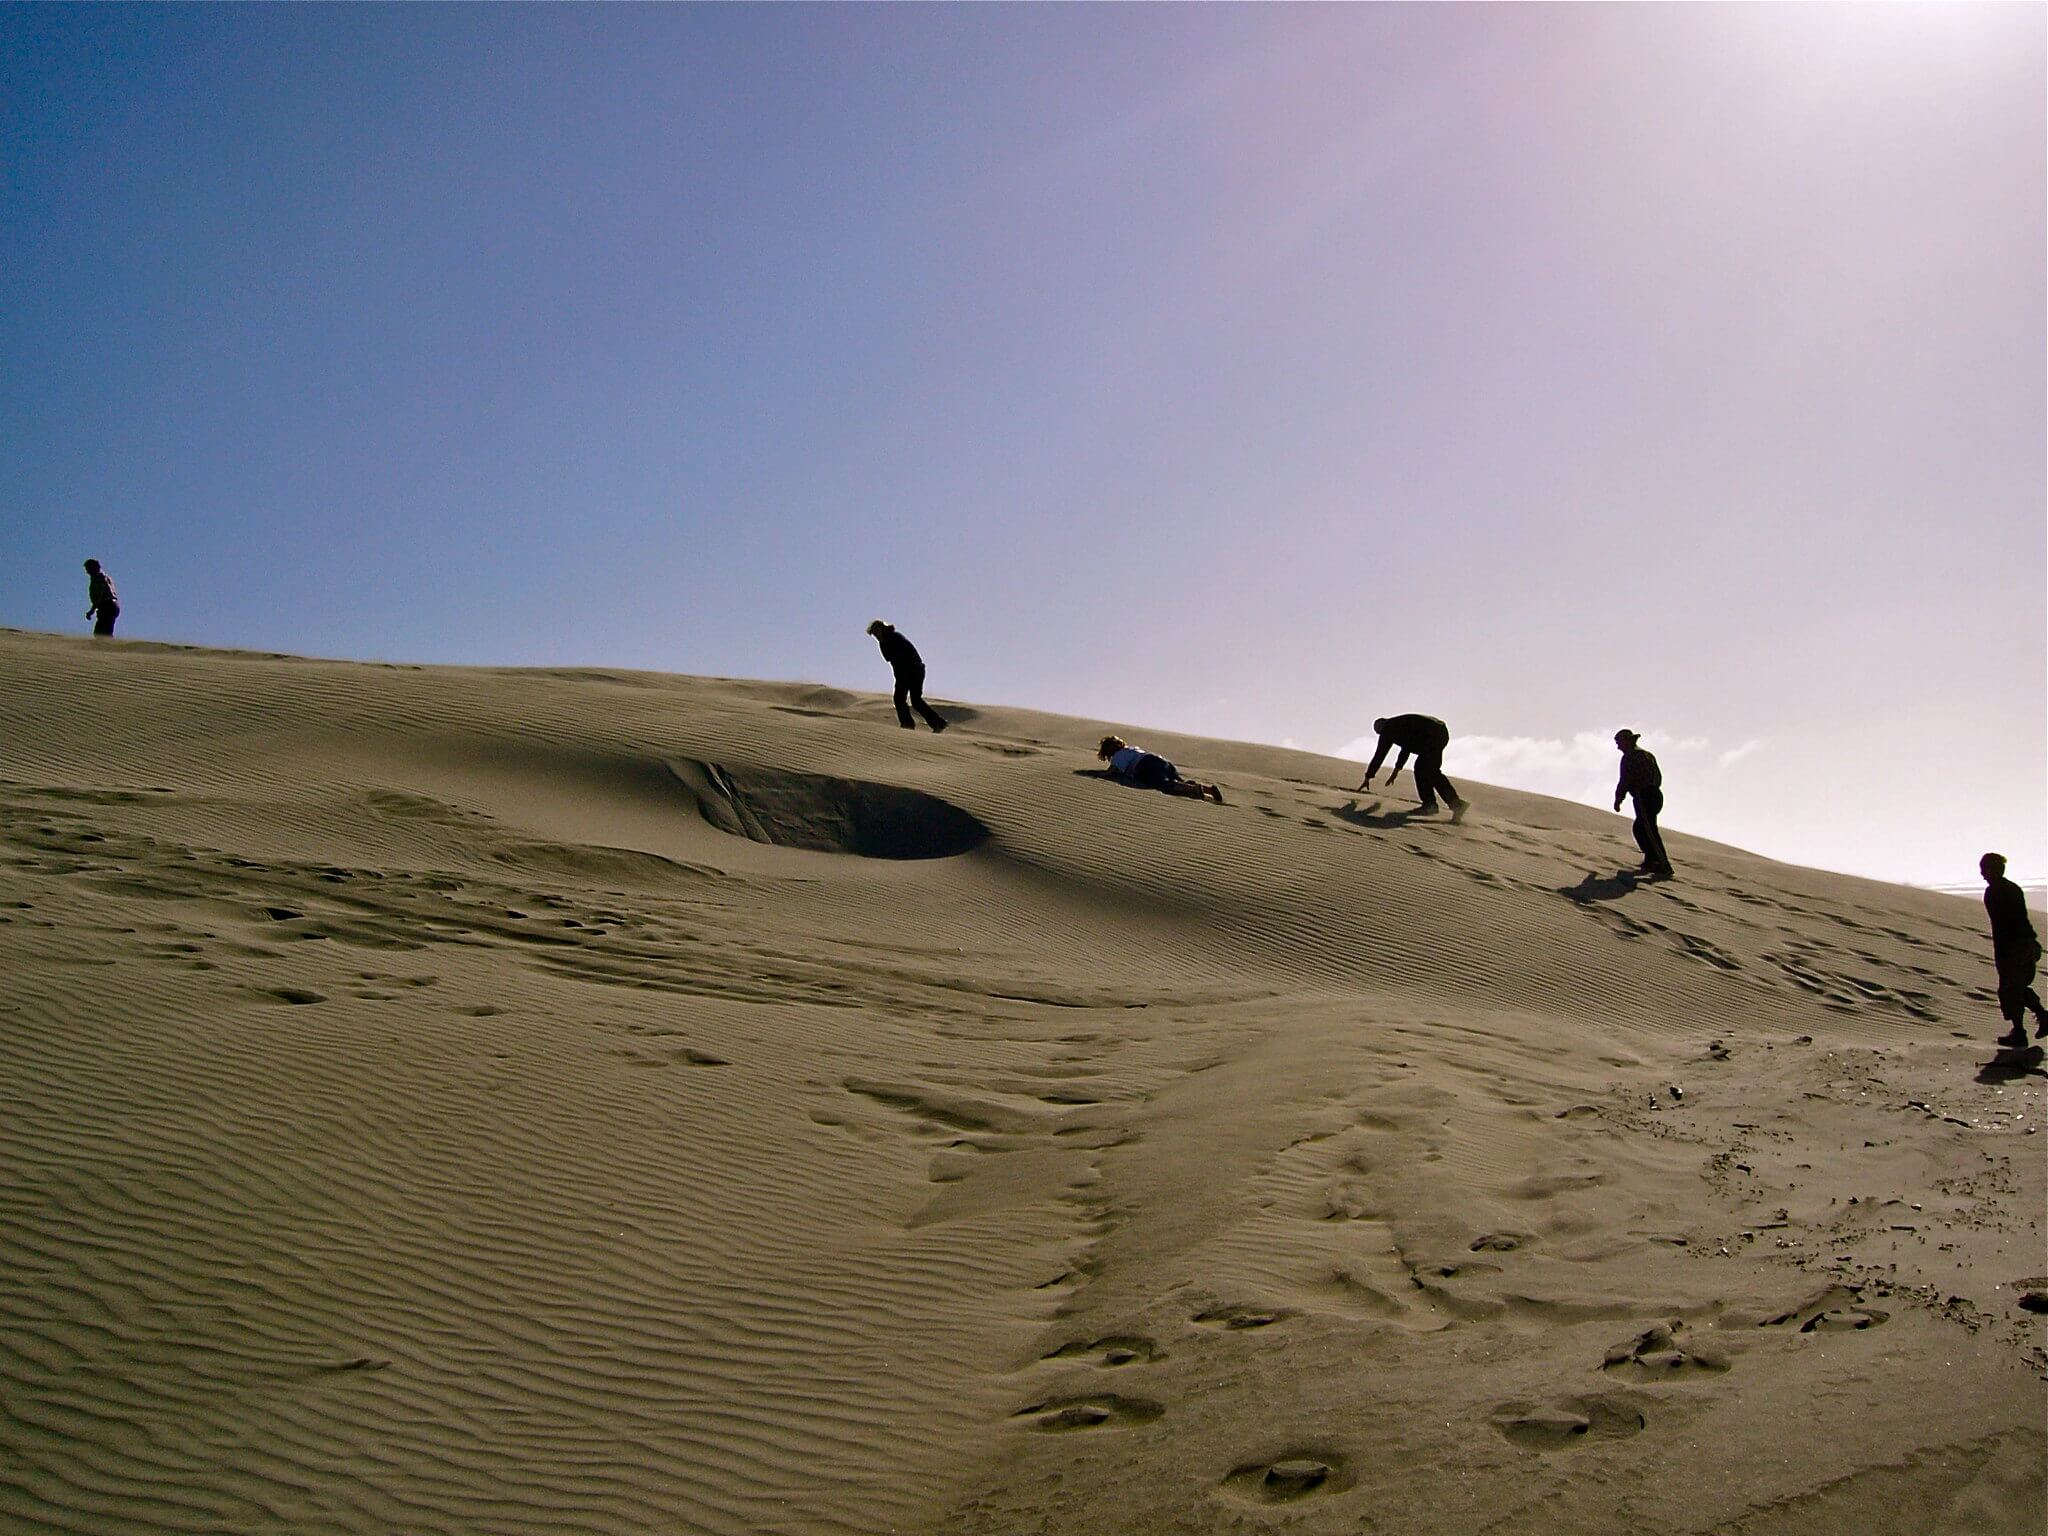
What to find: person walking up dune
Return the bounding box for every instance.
[866,620,948,733]
[1612,729,1672,878]
[83,559,119,637]
[1980,852,2048,1048]
[1355,714,1466,822]
[1097,736,1223,803]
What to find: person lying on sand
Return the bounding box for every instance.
[1980,851,2048,1048]
[1097,736,1223,803]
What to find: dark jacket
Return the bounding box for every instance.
[1616,746,1662,801]
[1986,876,2042,965]
[88,569,118,614]
[871,624,923,678]
[1363,713,1449,778]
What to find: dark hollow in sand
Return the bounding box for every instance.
[674,760,991,860]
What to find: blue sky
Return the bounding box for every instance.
[3,4,2041,888]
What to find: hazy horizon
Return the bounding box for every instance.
[4,4,2041,890]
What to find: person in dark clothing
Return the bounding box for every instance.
[1980,852,2048,1046]
[866,620,947,732]
[1612,729,1671,878]
[1355,714,1467,822]
[1097,735,1223,803]
[83,559,119,637]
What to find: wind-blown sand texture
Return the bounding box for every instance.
[1,628,2041,1536]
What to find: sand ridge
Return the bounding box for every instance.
[0,628,2040,1535]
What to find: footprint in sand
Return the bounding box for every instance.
[1470,1231,1534,1252]
[1220,1453,1350,1504]
[1601,1320,1730,1377]
[1012,1395,1163,1431]
[1740,1286,1890,1333]
[1042,1335,1161,1368]
[1490,1394,1646,1449]
[1193,1304,1291,1330]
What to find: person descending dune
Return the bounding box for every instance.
[1097,735,1223,803]
[1612,730,1673,879]
[1980,851,2048,1048]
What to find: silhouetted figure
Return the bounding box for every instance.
[83,559,118,637]
[866,620,947,732]
[1612,729,1671,878]
[1355,714,1466,821]
[1097,735,1223,803]
[1981,852,2047,1047]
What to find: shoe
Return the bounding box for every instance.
[2034,1012,2048,1040]
[1999,1028,2030,1049]
[1651,865,1675,879]
[1449,800,1469,825]
[1414,802,1439,815]
[929,719,948,734]
[1208,785,1225,804]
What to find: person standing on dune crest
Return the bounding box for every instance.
[866,620,947,733]
[1980,852,2048,1048]
[83,559,119,637]
[1613,729,1672,878]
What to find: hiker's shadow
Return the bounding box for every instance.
[1330,797,1414,830]
[1976,1046,2046,1083]
[1560,870,1641,903]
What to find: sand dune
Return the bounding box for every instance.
[0,627,2040,1535]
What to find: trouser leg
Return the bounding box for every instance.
[1997,954,2048,1028]
[899,666,945,731]
[1414,750,1443,808]
[1635,807,1670,871]
[1426,757,1462,809]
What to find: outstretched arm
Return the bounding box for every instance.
[1357,734,1392,789]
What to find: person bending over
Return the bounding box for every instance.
[866,620,947,732]
[1981,852,2047,1048]
[1098,736,1223,803]
[1356,713,1467,821]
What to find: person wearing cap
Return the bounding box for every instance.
[1096,735,1224,803]
[1612,730,1671,877]
[865,620,948,733]
[1980,852,2047,1048]
[1355,714,1467,822]
[83,559,119,637]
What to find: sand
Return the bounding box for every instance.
[0,626,2040,1535]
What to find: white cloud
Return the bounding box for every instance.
[1717,738,1764,768]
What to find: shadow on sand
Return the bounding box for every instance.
[1976,1045,2046,1084]
[1560,870,1642,903]
[1329,797,1419,830]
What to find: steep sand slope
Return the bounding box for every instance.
[0,628,2040,1536]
